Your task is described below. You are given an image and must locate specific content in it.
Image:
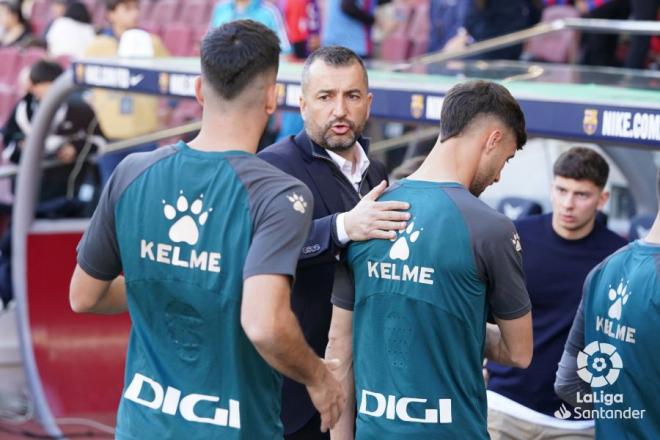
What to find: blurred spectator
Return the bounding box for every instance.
[0,59,104,308]
[0,0,36,48]
[321,0,376,58]
[84,0,168,184]
[210,0,291,53]
[46,1,95,58]
[428,0,468,52]
[210,0,292,146]
[282,0,320,59]
[463,0,542,60]
[625,0,659,69]
[2,59,104,204]
[42,0,70,37]
[579,0,630,67]
[578,0,659,68]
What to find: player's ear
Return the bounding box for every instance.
[194,76,204,107]
[597,189,610,209]
[265,82,277,116]
[484,129,503,155]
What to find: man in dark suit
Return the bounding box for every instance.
[259,46,410,439]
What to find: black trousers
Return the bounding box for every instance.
[625,0,659,69]
[581,0,631,67]
[284,412,330,440]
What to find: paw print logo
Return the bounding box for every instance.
[389,221,421,261]
[288,193,307,214]
[163,191,212,246]
[592,357,607,373]
[511,233,522,253]
[607,280,631,321]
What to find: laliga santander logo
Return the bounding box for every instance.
[577,341,623,388]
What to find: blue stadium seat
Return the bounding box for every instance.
[497,196,543,221]
[628,214,654,241]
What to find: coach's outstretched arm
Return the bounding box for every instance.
[485,313,533,368]
[243,274,346,432]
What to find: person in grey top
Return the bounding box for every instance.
[69,20,345,440]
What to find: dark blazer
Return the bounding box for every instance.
[258,130,388,434]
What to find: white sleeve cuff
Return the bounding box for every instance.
[335,213,351,245]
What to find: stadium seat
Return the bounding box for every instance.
[162,23,194,56]
[497,197,543,221]
[408,1,429,57]
[379,1,413,62]
[17,48,48,75]
[146,0,181,25]
[0,47,21,86]
[30,17,49,36]
[628,214,654,241]
[29,0,51,22]
[526,5,580,63]
[191,28,208,56]
[180,0,212,26]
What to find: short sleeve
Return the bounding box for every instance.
[476,220,531,320]
[331,262,355,311]
[243,183,313,280]
[76,174,122,280]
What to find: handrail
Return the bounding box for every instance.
[401,18,660,68]
[0,120,202,179]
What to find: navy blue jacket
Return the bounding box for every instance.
[259,130,388,434]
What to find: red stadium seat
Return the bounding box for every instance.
[526,5,580,63]
[408,1,429,57]
[146,0,181,24]
[29,0,51,21]
[179,0,212,25]
[191,27,208,56]
[0,47,22,85]
[162,23,194,56]
[17,48,48,74]
[140,20,162,37]
[30,17,49,36]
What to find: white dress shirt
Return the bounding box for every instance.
[326,142,370,245]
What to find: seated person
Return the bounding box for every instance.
[2,59,105,212]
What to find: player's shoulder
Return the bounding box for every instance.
[448,188,515,238]
[109,145,179,199]
[226,153,311,201]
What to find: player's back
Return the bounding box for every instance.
[90,141,304,439]
[347,179,523,439]
[583,240,660,439]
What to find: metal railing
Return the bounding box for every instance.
[397,18,660,68]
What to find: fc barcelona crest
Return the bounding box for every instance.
[410,94,424,119]
[159,73,170,94]
[583,109,599,136]
[75,64,85,83]
[276,83,286,106]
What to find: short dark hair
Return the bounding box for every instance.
[29,60,63,84]
[65,2,91,24]
[200,20,280,100]
[440,80,527,149]
[302,46,368,89]
[104,0,136,11]
[553,147,610,188]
